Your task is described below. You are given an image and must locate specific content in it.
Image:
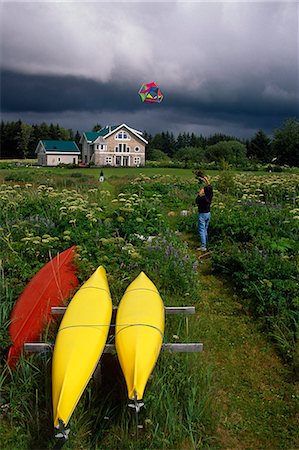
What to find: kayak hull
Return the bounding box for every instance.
[115,272,164,400]
[52,266,112,428]
[7,246,78,368]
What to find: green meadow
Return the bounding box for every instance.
[0,164,298,449]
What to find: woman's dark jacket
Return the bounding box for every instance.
[195,186,213,213]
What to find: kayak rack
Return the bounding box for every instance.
[24,305,203,354]
[24,342,203,353]
[51,306,197,315]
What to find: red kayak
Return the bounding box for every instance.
[7,246,79,368]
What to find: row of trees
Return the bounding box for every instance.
[144,130,239,157]
[144,118,299,167]
[0,117,298,166]
[0,121,81,159]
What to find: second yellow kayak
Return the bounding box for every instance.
[52,266,112,429]
[115,272,165,401]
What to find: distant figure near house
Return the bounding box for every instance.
[99,171,104,182]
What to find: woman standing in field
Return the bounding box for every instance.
[195,172,213,252]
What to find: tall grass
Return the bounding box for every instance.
[0,172,218,449]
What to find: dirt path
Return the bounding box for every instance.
[189,242,298,449]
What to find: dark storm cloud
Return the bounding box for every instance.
[0,1,298,137]
[2,68,297,134]
[1,70,139,113]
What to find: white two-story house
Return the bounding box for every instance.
[80,124,147,167]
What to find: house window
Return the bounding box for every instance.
[135,147,140,152]
[116,131,130,140]
[126,146,130,152]
[105,156,112,164]
[98,144,104,150]
[116,144,127,152]
[58,157,61,162]
[134,157,141,165]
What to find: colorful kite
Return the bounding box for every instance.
[138,82,163,103]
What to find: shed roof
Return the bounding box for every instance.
[41,140,80,153]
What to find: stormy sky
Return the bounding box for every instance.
[0,1,298,138]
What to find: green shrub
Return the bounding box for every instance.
[4,172,34,183]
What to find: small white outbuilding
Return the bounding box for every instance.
[36,140,80,166]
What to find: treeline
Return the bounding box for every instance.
[144,130,240,157]
[1,117,298,166]
[0,121,81,159]
[144,118,299,167]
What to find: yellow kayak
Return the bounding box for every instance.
[115,272,165,401]
[52,266,112,429]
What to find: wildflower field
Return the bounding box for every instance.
[0,165,298,449]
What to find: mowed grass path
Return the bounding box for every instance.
[192,250,299,449]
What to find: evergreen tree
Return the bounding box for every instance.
[49,123,56,139]
[74,130,81,144]
[92,123,102,132]
[151,133,164,152]
[68,129,74,140]
[16,122,32,159]
[1,121,23,158]
[38,122,51,140]
[176,133,185,150]
[197,134,207,149]
[272,118,299,166]
[190,132,197,148]
[28,124,42,158]
[168,132,176,156]
[206,133,238,146]
[143,131,153,159]
[247,130,272,163]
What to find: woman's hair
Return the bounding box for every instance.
[194,170,205,179]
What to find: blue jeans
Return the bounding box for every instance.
[198,212,210,248]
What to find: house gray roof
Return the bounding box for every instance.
[41,140,80,153]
